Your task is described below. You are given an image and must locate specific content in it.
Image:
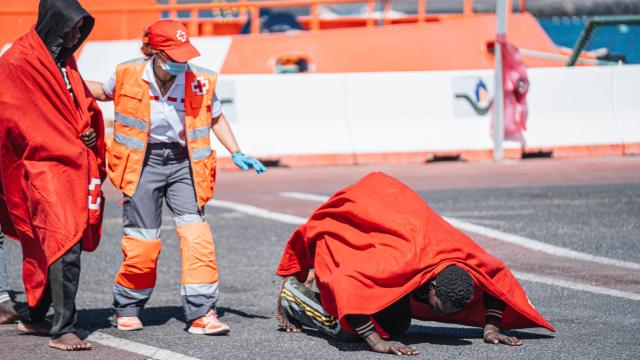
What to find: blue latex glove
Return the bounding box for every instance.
[232,152,266,174]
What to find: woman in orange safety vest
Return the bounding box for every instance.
[88,20,265,335]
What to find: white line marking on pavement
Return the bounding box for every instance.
[442,217,640,271]
[280,192,640,271]
[514,272,640,301]
[210,197,640,301]
[280,192,330,202]
[214,193,640,300]
[88,332,200,360]
[208,199,307,225]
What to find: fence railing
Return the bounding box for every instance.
[567,15,640,66]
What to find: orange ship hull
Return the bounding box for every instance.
[1,0,567,73]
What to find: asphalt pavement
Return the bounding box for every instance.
[1,157,638,359]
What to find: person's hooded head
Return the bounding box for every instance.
[35,0,95,64]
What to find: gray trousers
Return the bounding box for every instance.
[280,277,359,342]
[113,143,219,322]
[280,277,412,341]
[22,241,82,338]
[0,230,10,302]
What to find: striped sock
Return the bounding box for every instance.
[485,309,503,323]
[354,321,375,338]
[0,293,10,303]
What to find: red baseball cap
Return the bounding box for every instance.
[147,20,200,62]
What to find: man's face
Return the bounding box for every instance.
[413,282,461,315]
[63,18,83,48]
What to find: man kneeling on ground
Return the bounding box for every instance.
[275,172,554,355]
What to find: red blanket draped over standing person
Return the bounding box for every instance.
[276,172,554,333]
[0,28,106,307]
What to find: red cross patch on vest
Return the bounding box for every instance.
[191,77,209,96]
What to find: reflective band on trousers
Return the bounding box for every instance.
[174,214,205,227]
[188,126,210,141]
[180,283,219,296]
[124,227,161,240]
[115,112,148,132]
[115,132,145,151]
[113,283,153,300]
[192,147,212,160]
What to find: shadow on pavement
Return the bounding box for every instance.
[77,306,186,332]
[77,305,271,332]
[292,324,555,353]
[405,325,555,341]
[217,306,270,319]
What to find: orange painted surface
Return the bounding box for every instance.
[83,0,160,41]
[0,0,160,45]
[221,13,562,74]
[624,143,640,155]
[220,144,639,168]
[0,0,38,46]
[280,154,357,167]
[2,1,565,73]
[552,144,625,158]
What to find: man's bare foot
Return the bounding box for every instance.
[0,300,19,324]
[48,333,92,351]
[17,320,51,335]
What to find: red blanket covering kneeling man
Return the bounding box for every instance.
[275,172,554,356]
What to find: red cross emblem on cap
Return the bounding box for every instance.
[176,30,188,42]
[192,77,209,96]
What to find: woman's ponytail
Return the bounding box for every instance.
[140,28,155,58]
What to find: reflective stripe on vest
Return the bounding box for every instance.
[115,133,145,151]
[116,112,148,132]
[188,125,210,141]
[192,147,212,160]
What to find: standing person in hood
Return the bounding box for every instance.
[86,19,265,335]
[0,0,106,351]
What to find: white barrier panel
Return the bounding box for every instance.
[220,66,634,160]
[611,65,640,146]
[77,40,142,123]
[525,66,623,147]
[216,74,354,157]
[74,38,639,162]
[344,70,495,153]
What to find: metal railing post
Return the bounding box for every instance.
[310,1,320,31]
[366,0,375,27]
[250,5,260,34]
[494,0,507,161]
[418,0,426,23]
[463,0,473,15]
[519,0,526,12]
[168,0,176,18]
[383,0,391,26]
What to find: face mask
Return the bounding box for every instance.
[158,56,188,75]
